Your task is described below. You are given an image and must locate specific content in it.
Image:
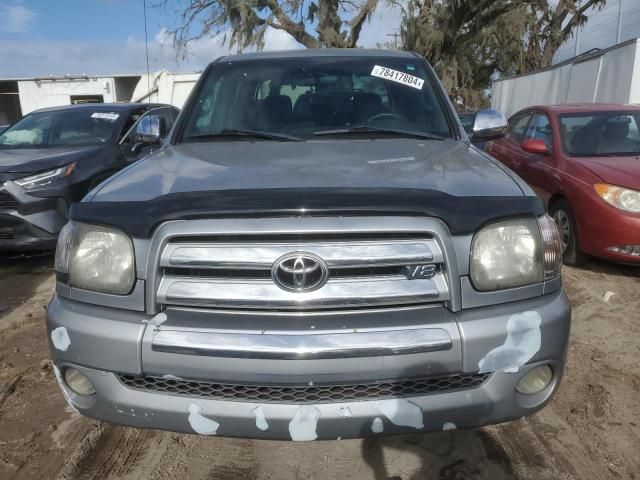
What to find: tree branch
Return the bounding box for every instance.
[347,0,378,47]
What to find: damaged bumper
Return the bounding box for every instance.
[46,291,571,440]
[0,181,66,250]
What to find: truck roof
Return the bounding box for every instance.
[219,48,418,63]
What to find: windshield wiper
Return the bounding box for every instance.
[186,129,302,142]
[312,126,445,141]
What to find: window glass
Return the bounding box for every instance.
[182,57,452,141]
[559,111,640,156]
[119,108,148,142]
[0,109,121,148]
[526,113,552,147]
[506,112,532,143]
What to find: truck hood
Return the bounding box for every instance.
[0,146,103,174]
[572,156,640,190]
[92,139,523,201]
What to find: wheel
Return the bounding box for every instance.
[549,199,587,266]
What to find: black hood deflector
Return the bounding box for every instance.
[70,187,544,238]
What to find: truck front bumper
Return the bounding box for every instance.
[46,291,571,440]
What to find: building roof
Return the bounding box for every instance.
[219,48,418,62]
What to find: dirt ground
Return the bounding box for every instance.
[0,253,638,480]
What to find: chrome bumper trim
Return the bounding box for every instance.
[151,327,452,359]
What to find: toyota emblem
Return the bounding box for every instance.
[272,252,329,292]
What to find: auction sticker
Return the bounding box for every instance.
[371,65,424,90]
[91,112,120,121]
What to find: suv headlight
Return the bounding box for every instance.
[14,162,76,190]
[470,216,561,292]
[55,221,135,295]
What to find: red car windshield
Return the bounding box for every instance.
[560,111,640,156]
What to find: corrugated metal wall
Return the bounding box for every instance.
[491,39,639,117]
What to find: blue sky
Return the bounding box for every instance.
[0,1,170,42]
[0,0,402,77]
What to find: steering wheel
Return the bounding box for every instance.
[366,112,407,123]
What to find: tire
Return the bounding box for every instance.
[549,199,587,266]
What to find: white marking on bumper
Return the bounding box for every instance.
[187,403,219,435]
[289,405,320,441]
[51,327,71,351]
[371,417,384,433]
[478,311,542,374]
[252,406,269,431]
[375,399,424,429]
[339,407,352,418]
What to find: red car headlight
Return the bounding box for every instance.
[594,184,640,213]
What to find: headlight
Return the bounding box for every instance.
[14,162,76,190]
[55,222,135,295]
[594,184,640,213]
[470,218,546,291]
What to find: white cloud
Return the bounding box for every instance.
[0,3,36,33]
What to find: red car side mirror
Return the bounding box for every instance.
[521,138,550,155]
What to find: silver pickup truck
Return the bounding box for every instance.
[47,49,570,441]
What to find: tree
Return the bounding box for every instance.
[157,0,382,52]
[401,0,532,108]
[400,0,607,108]
[523,0,607,70]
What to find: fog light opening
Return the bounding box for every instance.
[515,365,553,395]
[63,368,96,396]
[606,245,640,257]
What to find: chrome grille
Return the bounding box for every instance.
[156,237,449,310]
[118,372,490,403]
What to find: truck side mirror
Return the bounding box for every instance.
[471,109,507,140]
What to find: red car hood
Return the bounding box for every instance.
[573,156,640,190]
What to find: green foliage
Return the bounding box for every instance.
[160,0,607,108]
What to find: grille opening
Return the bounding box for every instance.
[163,265,414,280]
[118,372,490,404]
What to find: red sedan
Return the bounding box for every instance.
[486,104,640,265]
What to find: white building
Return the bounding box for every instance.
[0,71,200,126]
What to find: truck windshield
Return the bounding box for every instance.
[560,111,640,156]
[181,56,453,142]
[0,109,121,148]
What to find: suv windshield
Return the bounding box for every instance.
[560,111,640,156]
[0,109,122,148]
[181,56,453,142]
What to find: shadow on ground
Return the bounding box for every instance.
[0,251,54,321]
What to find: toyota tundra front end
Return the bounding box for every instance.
[46,49,570,440]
